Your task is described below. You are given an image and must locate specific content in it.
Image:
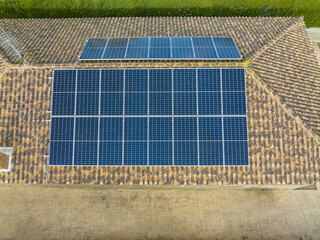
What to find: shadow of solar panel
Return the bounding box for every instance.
[49,141,73,165]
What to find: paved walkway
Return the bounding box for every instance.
[0,184,320,240]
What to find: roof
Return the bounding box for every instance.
[0,16,319,185]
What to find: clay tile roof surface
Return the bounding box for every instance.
[0,17,319,185]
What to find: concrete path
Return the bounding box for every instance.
[0,184,320,240]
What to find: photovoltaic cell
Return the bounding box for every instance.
[79,37,241,60]
[50,68,248,166]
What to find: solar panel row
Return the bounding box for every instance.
[50,68,248,166]
[79,37,241,60]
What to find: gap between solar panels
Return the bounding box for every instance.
[50,68,248,166]
[79,37,242,60]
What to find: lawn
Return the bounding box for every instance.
[0,0,319,27]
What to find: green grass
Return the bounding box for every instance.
[0,0,319,27]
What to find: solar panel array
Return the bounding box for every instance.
[79,37,242,60]
[50,68,248,166]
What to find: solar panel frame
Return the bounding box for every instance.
[50,68,248,166]
[79,37,242,61]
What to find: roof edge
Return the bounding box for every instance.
[250,17,303,62]
[247,68,320,145]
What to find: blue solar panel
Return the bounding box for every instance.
[149,93,172,115]
[174,93,197,115]
[199,141,223,165]
[49,141,73,165]
[213,37,241,59]
[77,70,99,92]
[80,37,241,60]
[124,142,148,165]
[102,47,126,59]
[222,69,245,91]
[149,47,171,59]
[74,141,98,165]
[128,38,149,48]
[99,142,122,165]
[174,117,197,141]
[173,69,196,91]
[149,69,172,91]
[198,69,221,92]
[224,141,248,166]
[149,142,172,166]
[125,93,148,115]
[199,117,222,141]
[99,117,123,141]
[101,70,123,92]
[149,117,172,141]
[76,93,99,115]
[50,117,74,141]
[174,141,198,165]
[125,69,148,92]
[53,70,76,92]
[79,38,108,60]
[100,93,123,115]
[52,93,75,116]
[124,117,147,141]
[198,92,221,115]
[223,92,246,115]
[126,47,148,59]
[50,68,248,166]
[75,117,98,141]
[223,117,248,141]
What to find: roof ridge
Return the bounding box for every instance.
[247,68,320,145]
[250,17,303,62]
